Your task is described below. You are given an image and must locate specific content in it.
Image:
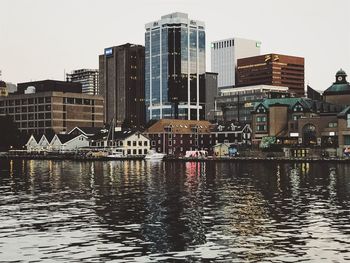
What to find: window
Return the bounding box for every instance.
[293,115,301,121]
[293,105,303,112]
[257,125,267,131]
[132,141,136,146]
[347,114,350,128]
[127,141,131,146]
[257,106,266,113]
[256,116,267,122]
[127,149,131,155]
[144,149,148,154]
[144,141,148,146]
[138,141,142,146]
[168,140,172,146]
[329,122,338,128]
[344,135,350,145]
[138,149,142,155]
[151,140,156,146]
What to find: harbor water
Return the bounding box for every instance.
[0,159,349,262]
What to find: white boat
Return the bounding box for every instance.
[106,148,124,159]
[145,150,166,160]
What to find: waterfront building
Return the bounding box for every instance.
[144,119,211,155]
[323,69,350,106]
[236,54,305,97]
[211,37,261,89]
[90,130,150,156]
[251,97,343,147]
[99,43,145,129]
[145,12,206,121]
[212,143,231,157]
[25,134,41,152]
[17,80,82,94]
[215,85,290,123]
[200,72,218,120]
[0,88,104,134]
[26,133,90,152]
[66,69,99,95]
[50,134,89,152]
[210,122,252,146]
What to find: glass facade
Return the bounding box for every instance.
[145,13,205,121]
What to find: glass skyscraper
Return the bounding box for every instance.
[145,12,206,121]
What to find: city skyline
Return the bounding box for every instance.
[1,0,349,92]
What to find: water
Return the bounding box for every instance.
[0,160,350,262]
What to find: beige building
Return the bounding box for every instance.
[0,91,104,134]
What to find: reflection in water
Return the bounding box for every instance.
[0,160,349,262]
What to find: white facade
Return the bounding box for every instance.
[26,135,39,152]
[50,134,89,152]
[37,135,51,151]
[211,38,261,88]
[117,133,150,156]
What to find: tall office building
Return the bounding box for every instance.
[145,12,206,121]
[236,53,305,97]
[99,43,145,128]
[200,72,218,120]
[211,38,261,89]
[66,69,99,95]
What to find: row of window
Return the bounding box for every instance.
[0,97,51,106]
[256,116,267,122]
[212,40,234,49]
[122,140,148,147]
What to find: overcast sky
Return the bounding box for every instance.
[1,0,349,91]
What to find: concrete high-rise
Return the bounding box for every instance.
[99,43,145,129]
[211,38,261,89]
[145,12,206,121]
[66,69,99,95]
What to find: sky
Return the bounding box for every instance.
[1,0,349,91]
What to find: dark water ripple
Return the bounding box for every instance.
[0,160,350,262]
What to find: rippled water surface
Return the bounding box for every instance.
[0,159,350,262]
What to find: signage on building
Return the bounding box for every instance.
[290,132,299,137]
[104,48,113,56]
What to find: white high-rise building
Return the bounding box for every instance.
[211,38,261,89]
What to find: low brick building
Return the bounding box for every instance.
[251,97,343,145]
[144,119,212,155]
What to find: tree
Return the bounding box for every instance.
[0,116,24,150]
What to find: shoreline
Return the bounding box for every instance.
[1,153,350,163]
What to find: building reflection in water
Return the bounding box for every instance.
[0,159,349,262]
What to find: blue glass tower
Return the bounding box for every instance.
[145,12,206,121]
